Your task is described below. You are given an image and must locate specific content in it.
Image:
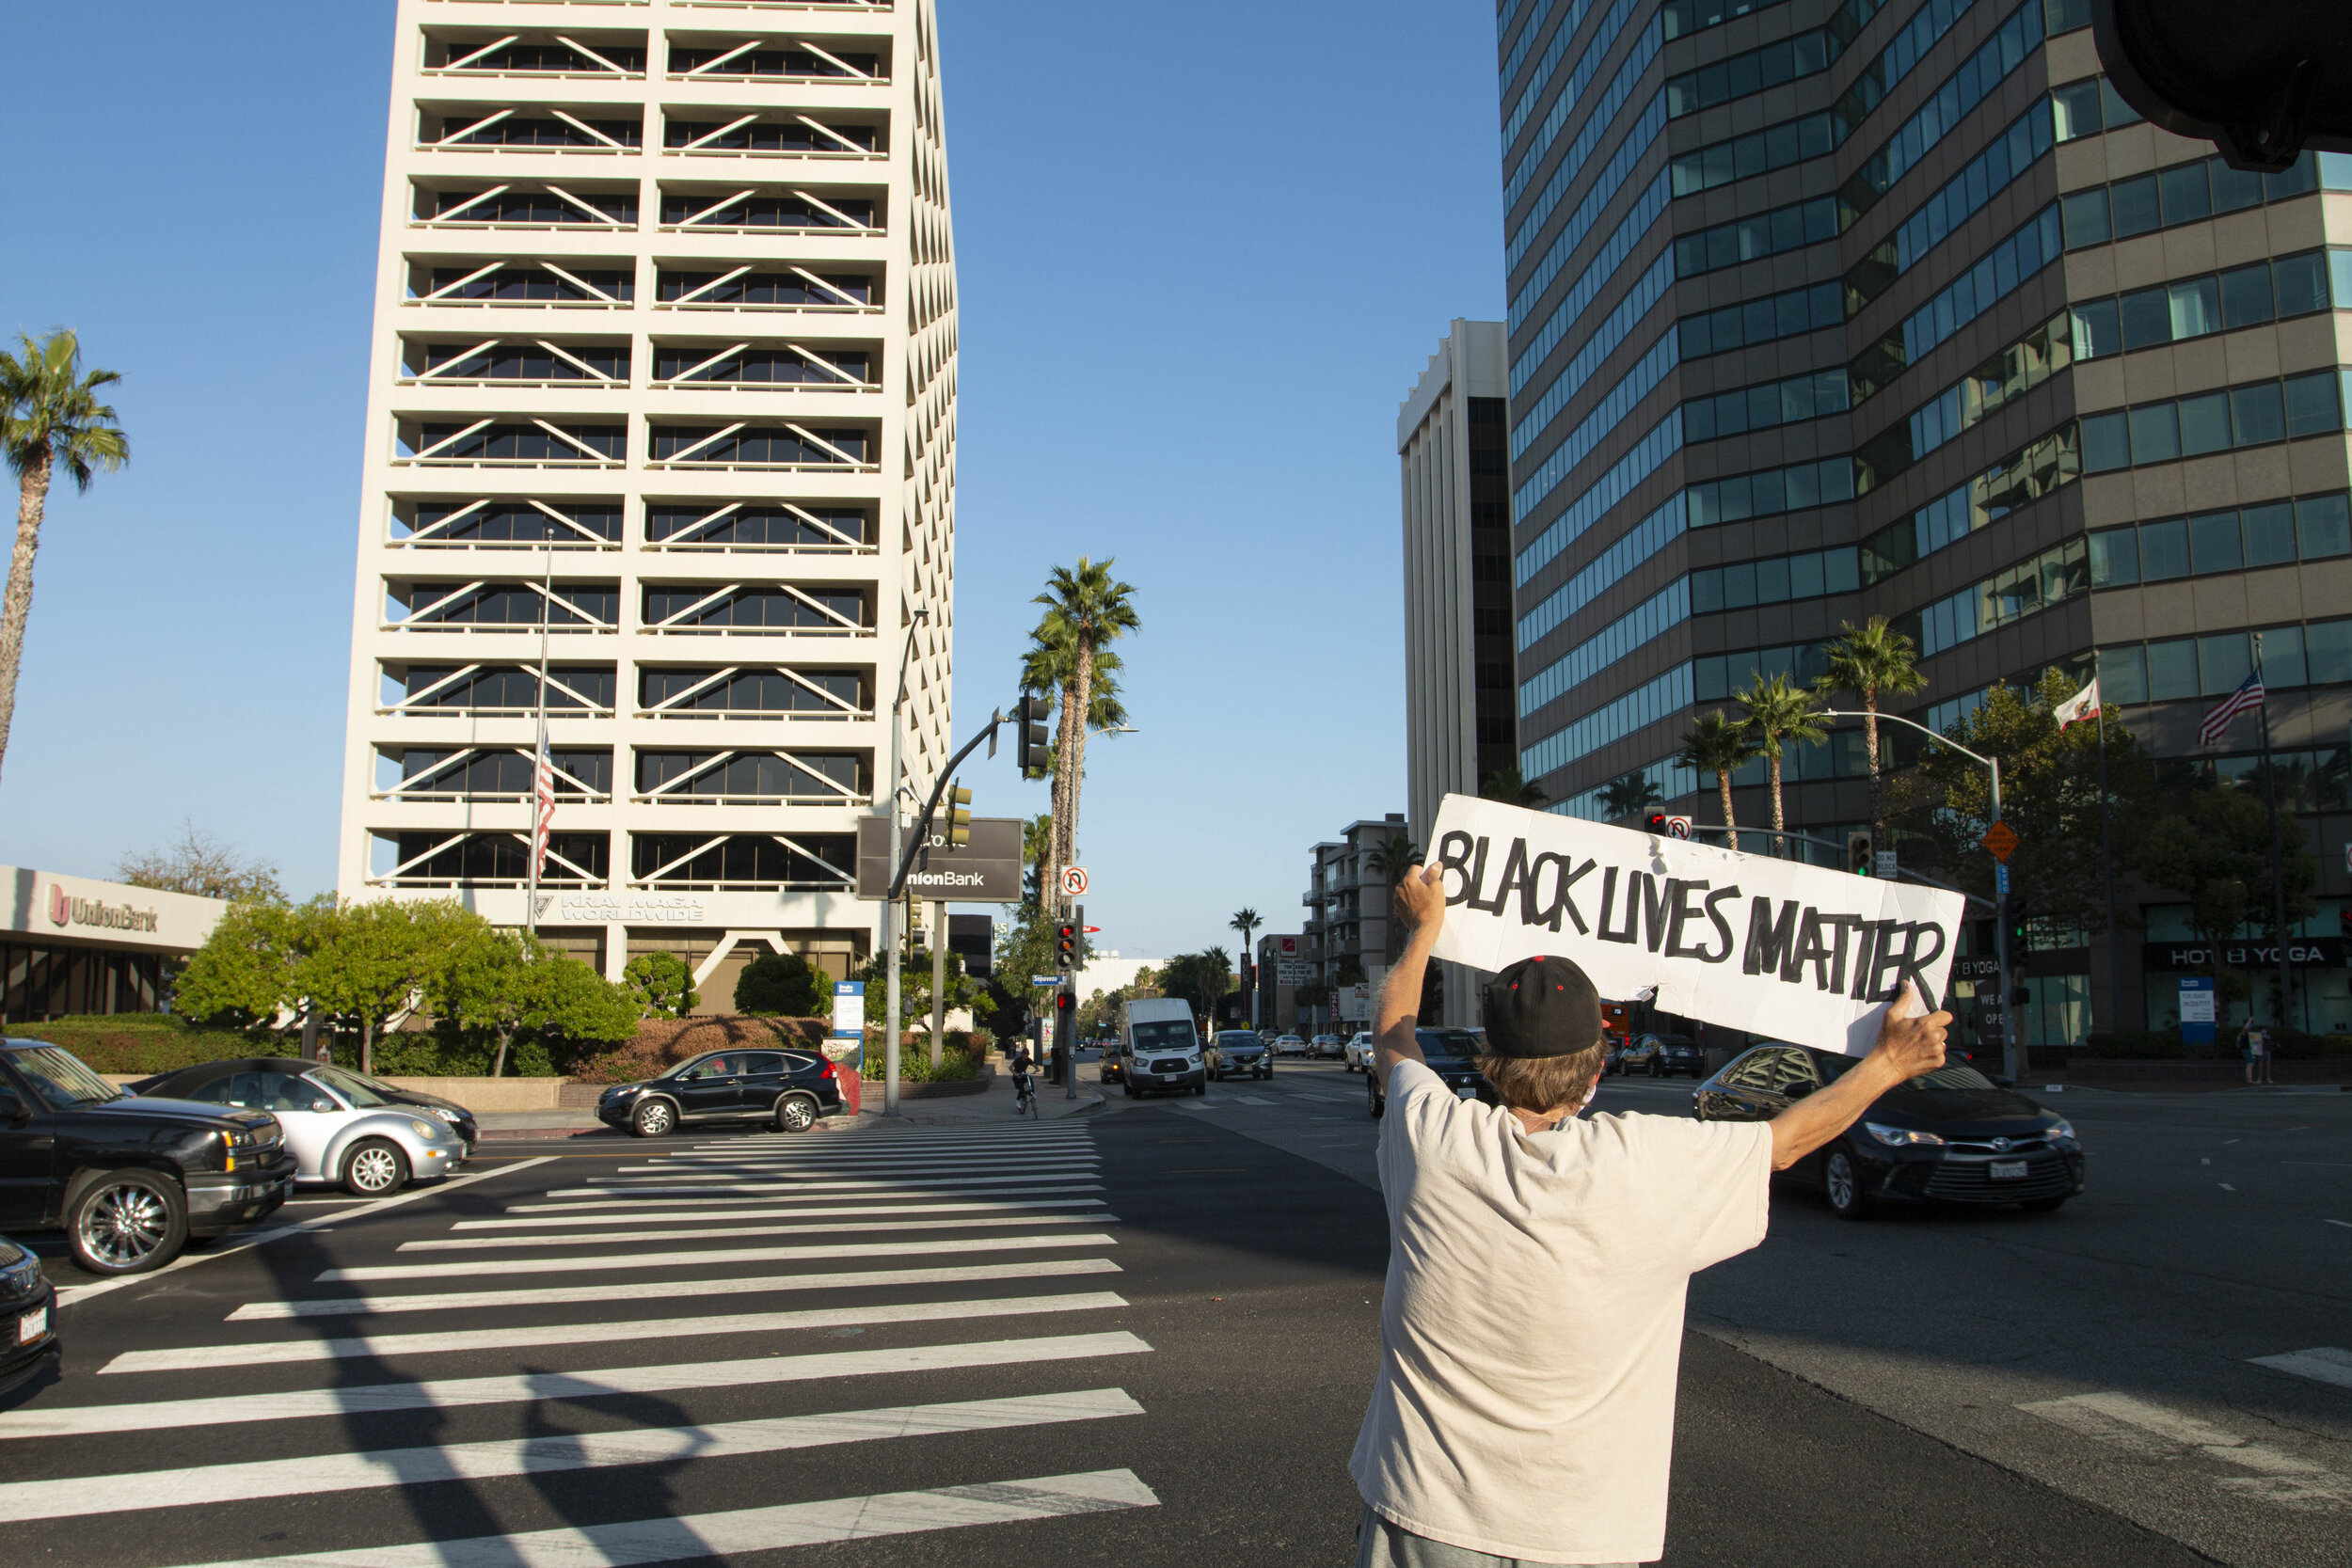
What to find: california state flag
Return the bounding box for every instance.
[2054,678,2101,729]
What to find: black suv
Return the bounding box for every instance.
[0,1039,295,1275]
[599,1047,848,1136]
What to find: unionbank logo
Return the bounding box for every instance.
[48,884,161,934]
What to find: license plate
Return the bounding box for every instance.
[1455,1088,1479,1101]
[1989,1159,2028,1180]
[17,1306,46,1345]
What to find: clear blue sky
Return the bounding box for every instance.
[0,0,1503,962]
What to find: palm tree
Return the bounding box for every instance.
[1020,635,1130,911]
[1736,673,1831,852]
[1815,616,1927,834]
[0,330,129,786]
[1020,813,1053,912]
[1595,770,1664,820]
[1229,907,1262,1025]
[1677,709,1762,852]
[1031,558,1140,909]
[1360,833,1420,967]
[1480,766,1549,808]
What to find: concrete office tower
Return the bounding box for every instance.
[1496,0,2351,1046]
[337,0,958,1004]
[1400,321,1511,1026]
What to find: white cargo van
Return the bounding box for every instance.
[1119,997,1205,1097]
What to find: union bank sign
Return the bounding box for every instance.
[49,884,160,934]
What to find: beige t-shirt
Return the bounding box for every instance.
[1349,1058,1774,1565]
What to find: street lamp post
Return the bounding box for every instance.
[1819,709,2015,1081]
[882,610,929,1118]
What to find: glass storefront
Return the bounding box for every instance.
[0,940,167,1023]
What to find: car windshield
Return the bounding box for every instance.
[310,1066,392,1107]
[1417,1029,1477,1063]
[1217,1034,1260,1048]
[1131,1022,1194,1052]
[1906,1063,1998,1091]
[8,1046,123,1109]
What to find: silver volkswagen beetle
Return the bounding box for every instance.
[135,1061,466,1196]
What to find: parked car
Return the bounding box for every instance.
[1272,1034,1309,1057]
[1343,1032,1375,1073]
[1120,997,1205,1097]
[135,1058,472,1196]
[0,1234,58,1396]
[1369,1029,1497,1118]
[136,1054,478,1151]
[600,1048,848,1136]
[1621,1033,1706,1078]
[1694,1042,2084,1218]
[0,1039,294,1275]
[1311,1034,1345,1059]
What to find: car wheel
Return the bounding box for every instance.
[1824,1148,1872,1221]
[631,1099,676,1137]
[1193,1083,1205,1097]
[2021,1196,2067,1213]
[1647,1059,1661,1078]
[342,1138,410,1197]
[773,1094,818,1133]
[68,1169,187,1275]
[1123,1083,1137,1098]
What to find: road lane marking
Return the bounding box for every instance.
[591,1159,1100,1180]
[229,1258,1124,1322]
[54,1157,557,1311]
[104,1291,1130,1373]
[2328,1219,2352,1230]
[0,1332,1154,1440]
[1230,1096,1276,1105]
[2018,1391,2352,1509]
[452,1198,1107,1230]
[326,1230,1120,1282]
[541,1180,1094,1198]
[0,1390,1148,1524]
[506,1181,1106,1212]
[398,1213,1111,1252]
[154,1467,1160,1567]
[2250,1348,2352,1392]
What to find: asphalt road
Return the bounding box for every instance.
[0,1064,2341,1566]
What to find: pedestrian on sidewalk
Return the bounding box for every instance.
[2249,1022,2275,1086]
[1349,863,1950,1567]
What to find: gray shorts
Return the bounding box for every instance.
[1354,1506,1638,1568]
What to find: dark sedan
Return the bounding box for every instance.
[0,1235,56,1397]
[1622,1033,1706,1078]
[134,1058,479,1150]
[1694,1042,2084,1218]
[1369,1029,1497,1117]
[599,1047,847,1136]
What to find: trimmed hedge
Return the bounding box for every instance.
[4,1015,278,1075]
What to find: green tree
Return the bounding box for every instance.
[1030,558,1141,911]
[0,330,130,787]
[1229,907,1262,1018]
[1159,949,1234,1037]
[625,951,698,1018]
[1333,953,1368,988]
[736,950,825,1016]
[2132,774,2315,1013]
[1480,767,1548,808]
[1677,709,1761,853]
[434,924,536,1076]
[1735,673,1830,848]
[295,899,459,1075]
[1360,833,1420,966]
[1594,770,1663,820]
[517,954,642,1059]
[1815,616,1928,834]
[1882,672,2161,938]
[173,896,328,1029]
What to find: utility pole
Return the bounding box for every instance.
[882,610,928,1117]
[930,897,947,1068]
[2254,632,2293,1031]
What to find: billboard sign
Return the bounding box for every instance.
[856,816,1024,902]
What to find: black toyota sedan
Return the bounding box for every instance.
[599,1047,848,1136]
[1694,1042,2083,1218]
[1369,1029,1497,1117]
[1623,1033,1706,1078]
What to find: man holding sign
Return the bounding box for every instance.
[1349,853,1950,1567]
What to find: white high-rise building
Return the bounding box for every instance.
[335,0,957,1005]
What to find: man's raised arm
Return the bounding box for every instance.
[1374,863,1447,1085]
[1767,981,1952,1170]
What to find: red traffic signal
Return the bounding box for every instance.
[1055,990,1073,1013]
[1646,813,1667,832]
[1055,922,1077,970]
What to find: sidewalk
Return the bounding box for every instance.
[474,1070,1102,1139]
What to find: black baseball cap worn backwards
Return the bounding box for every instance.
[1482,956,1605,1058]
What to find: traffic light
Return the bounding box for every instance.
[1055,990,1073,1014]
[945,784,972,847]
[1646,813,1667,834]
[2007,899,2032,954]
[1848,832,1875,877]
[1055,920,1077,971]
[1014,694,1050,779]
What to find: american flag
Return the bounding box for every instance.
[530,732,557,878]
[2197,670,2265,746]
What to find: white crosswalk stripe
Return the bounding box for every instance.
[19,1123,1153,1564]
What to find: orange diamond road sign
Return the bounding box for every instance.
[1980,821,2019,863]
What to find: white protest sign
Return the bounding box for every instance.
[1426,794,1963,1055]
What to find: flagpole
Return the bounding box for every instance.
[2092,655,2121,1033]
[2252,632,2292,1033]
